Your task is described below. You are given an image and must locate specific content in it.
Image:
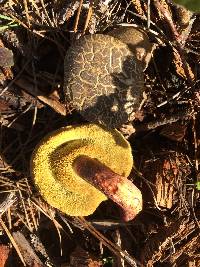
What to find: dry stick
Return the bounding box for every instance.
[155,0,180,41]
[7,207,12,230]
[134,109,192,132]
[131,0,145,17]
[40,0,54,27]
[17,213,32,231]
[13,231,43,267]
[24,179,38,230]
[17,184,33,232]
[191,111,198,171]
[147,0,151,28]
[23,0,30,28]
[109,1,123,25]
[0,192,17,216]
[27,198,38,231]
[170,232,200,263]
[0,218,26,266]
[114,229,124,267]
[30,199,65,233]
[31,29,65,52]
[57,214,74,233]
[0,176,17,188]
[30,0,41,18]
[32,199,70,257]
[6,104,32,128]
[191,189,200,229]
[83,0,93,34]
[77,217,144,267]
[73,0,84,32]
[191,111,200,230]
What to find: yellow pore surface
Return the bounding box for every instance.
[30,124,133,216]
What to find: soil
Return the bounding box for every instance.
[0,1,199,267]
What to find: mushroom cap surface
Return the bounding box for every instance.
[108,26,153,69]
[64,34,144,128]
[31,124,133,216]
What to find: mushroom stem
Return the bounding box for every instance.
[73,155,142,221]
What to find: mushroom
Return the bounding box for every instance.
[31,124,142,221]
[64,28,148,128]
[107,26,154,70]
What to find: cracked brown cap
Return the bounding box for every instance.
[108,26,153,70]
[64,34,144,128]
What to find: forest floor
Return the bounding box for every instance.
[0,1,199,266]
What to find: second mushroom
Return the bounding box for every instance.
[31,124,142,221]
[64,26,153,128]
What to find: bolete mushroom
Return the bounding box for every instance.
[64,28,148,128]
[31,124,142,221]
